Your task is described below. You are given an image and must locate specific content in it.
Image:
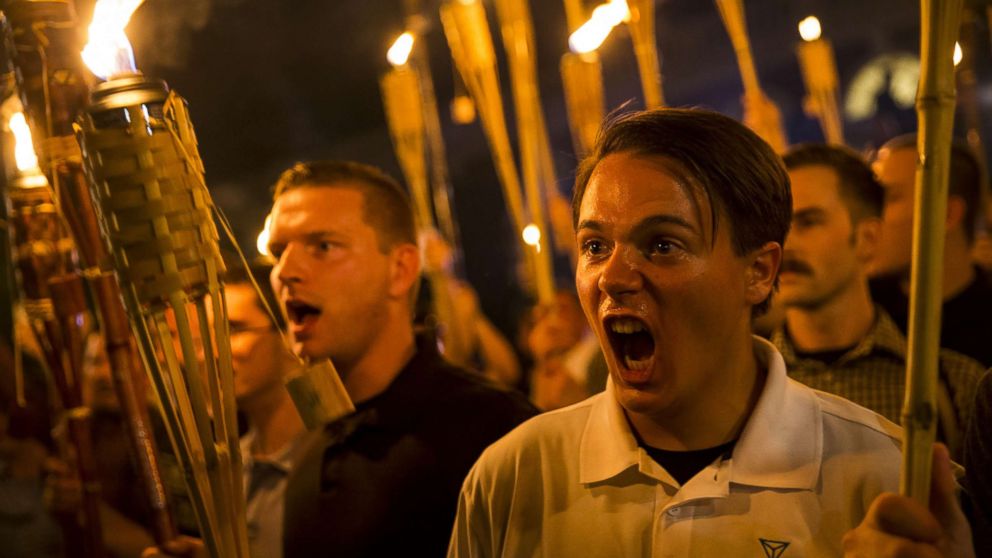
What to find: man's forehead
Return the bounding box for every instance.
[580,153,713,234]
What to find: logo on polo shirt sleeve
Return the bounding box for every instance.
[759,538,790,558]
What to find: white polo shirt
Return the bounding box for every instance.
[448,337,902,558]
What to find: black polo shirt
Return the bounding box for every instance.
[282,334,537,557]
[871,267,992,367]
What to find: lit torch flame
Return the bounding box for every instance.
[798,16,822,42]
[387,32,415,68]
[568,0,630,54]
[256,214,272,257]
[953,42,962,67]
[81,0,146,80]
[9,112,40,173]
[522,224,542,250]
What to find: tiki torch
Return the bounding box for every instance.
[493,0,556,304]
[380,30,475,363]
[626,0,664,108]
[441,0,555,303]
[1,104,105,558]
[71,2,250,555]
[1,0,179,548]
[563,0,626,159]
[560,52,604,159]
[901,0,963,504]
[714,0,788,152]
[796,16,845,145]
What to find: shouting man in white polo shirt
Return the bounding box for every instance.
[448,109,904,557]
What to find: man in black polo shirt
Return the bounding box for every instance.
[870,135,992,367]
[265,161,535,557]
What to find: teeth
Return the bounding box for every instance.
[624,355,652,371]
[609,318,645,334]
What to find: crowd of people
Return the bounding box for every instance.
[1,107,990,557]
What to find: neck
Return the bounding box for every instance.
[244,387,304,456]
[785,279,875,351]
[628,323,764,450]
[900,235,975,299]
[340,310,416,404]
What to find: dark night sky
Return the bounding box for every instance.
[114,0,990,335]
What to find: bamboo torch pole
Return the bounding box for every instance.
[901,0,963,504]
[1,107,105,558]
[0,2,180,547]
[380,36,475,363]
[626,0,664,108]
[795,16,845,145]
[714,0,788,152]
[493,0,556,304]
[442,0,546,298]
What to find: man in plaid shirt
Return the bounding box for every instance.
[772,143,983,459]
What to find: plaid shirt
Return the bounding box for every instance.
[773,307,983,454]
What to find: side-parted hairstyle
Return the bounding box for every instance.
[223,258,285,329]
[783,143,884,221]
[571,108,792,316]
[880,134,986,243]
[272,160,416,253]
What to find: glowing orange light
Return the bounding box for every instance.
[568,0,630,54]
[81,0,146,80]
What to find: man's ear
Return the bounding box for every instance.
[388,243,421,299]
[745,241,781,307]
[945,195,966,233]
[854,217,882,263]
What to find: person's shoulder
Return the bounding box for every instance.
[429,359,535,410]
[471,394,598,472]
[938,348,985,384]
[811,387,902,446]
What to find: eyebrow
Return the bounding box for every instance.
[792,207,827,220]
[577,214,697,234]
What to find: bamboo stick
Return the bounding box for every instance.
[627,0,665,108]
[714,0,787,152]
[493,0,556,304]
[901,0,963,504]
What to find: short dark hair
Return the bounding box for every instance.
[880,134,985,243]
[572,108,792,316]
[273,161,416,252]
[783,143,883,221]
[224,258,285,329]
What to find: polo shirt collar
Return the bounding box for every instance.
[241,427,316,476]
[578,337,822,490]
[773,306,906,367]
[730,337,821,489]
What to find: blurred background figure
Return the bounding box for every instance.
[870,135,992,367]
[419,229,521,388]
[0,334,62,558]
[524,291,606,411]
[226,260,312,558]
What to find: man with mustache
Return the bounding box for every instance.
[448,110,910,557]
[266,161,535,557]
[773,144,982,458]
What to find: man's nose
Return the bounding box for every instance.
[598,245,643,298]
[273,243,306,287]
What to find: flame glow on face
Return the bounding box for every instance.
[81,0,146,80]
[568,0,630,54]
[257,214,273,257]
[8,112,39,172]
